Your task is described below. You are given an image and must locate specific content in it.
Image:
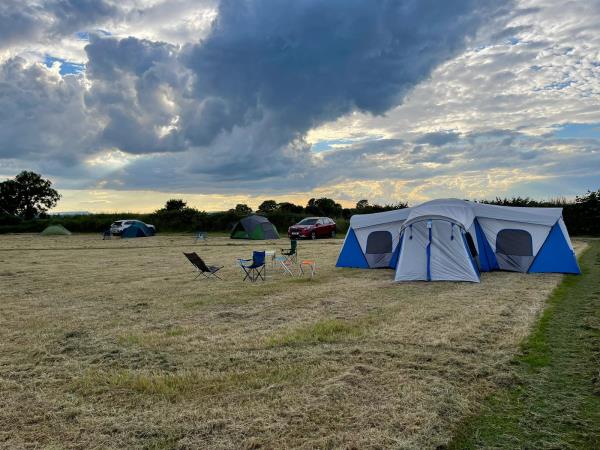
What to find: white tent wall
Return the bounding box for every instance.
[476,218,551,272]
[429,220,479,282]
[558,217,575,251]
[354,221,404,268]
[394,222,429,281]
[404,199,475,229]
[473,203,561,226]
[350,208,412,229]
[477,218,550,254]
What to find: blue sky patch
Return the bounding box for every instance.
[44,56,85,75]
[553,123,600,140]
[74,31,90,41]
[538,80,574,91]
[74,29,111,41]
[311,139,356,152]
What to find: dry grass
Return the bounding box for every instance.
[0,234,587,449]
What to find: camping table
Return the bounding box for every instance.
[299,259,316,278]
[274,255,294,276]
[264,250,276,267]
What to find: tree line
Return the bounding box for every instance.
[1,171,599,235]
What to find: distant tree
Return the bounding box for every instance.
[356,199,369,210]
[258,200,278,213]
[481,196,540,207]
[306,197,342,217]
[0,171,61,219]
[351,199,407,215]
[277,202,304,213]
[383,201,409,210]
[233,203,252,215]
[576,189,600,205]
[163,199,187,211]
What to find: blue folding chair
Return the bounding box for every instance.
[240,251,266,282]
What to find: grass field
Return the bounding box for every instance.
[450,240,600,449]
[0,234,588,449]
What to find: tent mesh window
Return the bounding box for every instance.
[496,229,533,256]
[465,232,478,257]
[366,231,393,254]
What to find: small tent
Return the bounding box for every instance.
[40,225,71,236]
[230,215,279,240]
[122,222,154,238]
[337,198,579,282]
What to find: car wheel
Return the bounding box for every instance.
[330,230,336,238]
[311,231,316,240]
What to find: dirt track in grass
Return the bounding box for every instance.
[0,234,587,449]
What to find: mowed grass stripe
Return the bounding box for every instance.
[0,235,589,449]
[449,241,600,449]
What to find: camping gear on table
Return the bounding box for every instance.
[194,231,208,243]
[337,198,580,282]
[230,215,279,240]
[264,250,276,267]
[183,252,224,280]
[240,251,267,282]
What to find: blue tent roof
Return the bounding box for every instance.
[336,228,369,268]
[528,222,580,274]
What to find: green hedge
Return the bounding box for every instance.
[1,190,598,236]
[0,210,350,235]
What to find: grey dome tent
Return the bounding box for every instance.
[40,225,71,236]
[230,215,279,240]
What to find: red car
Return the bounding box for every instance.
[288,217,336,239]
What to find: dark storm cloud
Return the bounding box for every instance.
[0,0,519,194]
[415,131,461,146]
[42,0,513,187]
[0,0,121,49]
[0,2,42,48]
[180,0,511,150]
[83,35,186,154]
[0,57,97,161]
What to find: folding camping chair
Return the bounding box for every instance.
[299,259,317,278]
[274,255,294,276]
[183,252,224,280]
[239,251,266,282]
[280,239,298,264]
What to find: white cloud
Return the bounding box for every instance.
[0,0,599,212]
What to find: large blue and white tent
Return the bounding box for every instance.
[336,199,579,282]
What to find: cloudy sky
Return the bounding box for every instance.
[1,0,599,212]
